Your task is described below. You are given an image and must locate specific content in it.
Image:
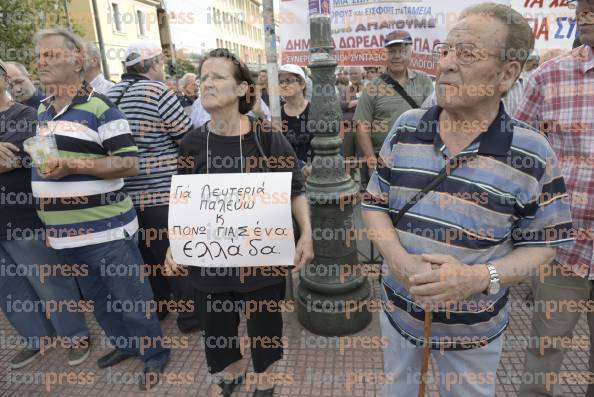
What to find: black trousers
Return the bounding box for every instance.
[136,204,199,327]
[194,282,285,374]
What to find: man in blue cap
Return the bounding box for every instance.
[354,30,434,189]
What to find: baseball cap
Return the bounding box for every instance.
[124,40,162,66]
[384,30,413,47]
[279,64,306,81]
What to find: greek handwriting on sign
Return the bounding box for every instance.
[168,173,295,268]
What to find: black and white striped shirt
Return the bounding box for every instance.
[108,73,192,207]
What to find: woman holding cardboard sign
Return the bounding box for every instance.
[164,48,314,397]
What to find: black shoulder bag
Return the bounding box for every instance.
[253,124,301,243]
[380,73,420,109]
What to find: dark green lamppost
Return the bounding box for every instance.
[296,1,371,335]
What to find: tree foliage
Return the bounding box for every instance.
[173,51,198,78]
[0,0,81,76]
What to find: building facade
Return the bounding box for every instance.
[212,0,266,67]
[165,0,266,69]
[70,0,164,81]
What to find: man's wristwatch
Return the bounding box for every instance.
[485,262,501,295]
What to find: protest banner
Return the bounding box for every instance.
[168,173,295,267]
[512,0,577,49]
[280,0,574,75]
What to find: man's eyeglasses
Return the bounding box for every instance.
[432,43,498,65]
[278,77,300,85]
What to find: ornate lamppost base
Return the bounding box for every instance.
[296,279,372,336]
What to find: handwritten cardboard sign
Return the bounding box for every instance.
[168,173,295,267]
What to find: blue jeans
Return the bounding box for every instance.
[59,237,170,368]
[0,239,89,351]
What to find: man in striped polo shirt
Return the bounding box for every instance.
[362,4,574,396]
[31,28,169,390]
[107,41,197,329]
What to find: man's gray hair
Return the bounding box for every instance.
[125,55,160,75]
[459,3,535,65]
[347,66,365,73]
[4,61,30,77]
[83,42,101,70]
[33,28,86,78]
[179,73,196,87]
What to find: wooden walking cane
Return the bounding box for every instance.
[418,311,432,397]
[386,153,469,397]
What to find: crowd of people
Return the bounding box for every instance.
[0,0,593,396]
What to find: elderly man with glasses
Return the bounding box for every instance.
[362,3,574,396]
[516,0,594,395]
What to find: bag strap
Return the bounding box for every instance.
[254,123,302,243]
[391,155,472,225]
[113,78,142,106]
[380,73,419,109]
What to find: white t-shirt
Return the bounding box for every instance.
[89,73,115,95]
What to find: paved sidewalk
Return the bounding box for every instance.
[0,206,590,396]
[0,278,589,397]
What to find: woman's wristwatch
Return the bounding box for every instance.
[484,262,501,295]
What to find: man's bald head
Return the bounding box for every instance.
[347,67,364,84]
[4,62,36,103]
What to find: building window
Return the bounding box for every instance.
[111,3,122,32]
[136,10,146,36]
